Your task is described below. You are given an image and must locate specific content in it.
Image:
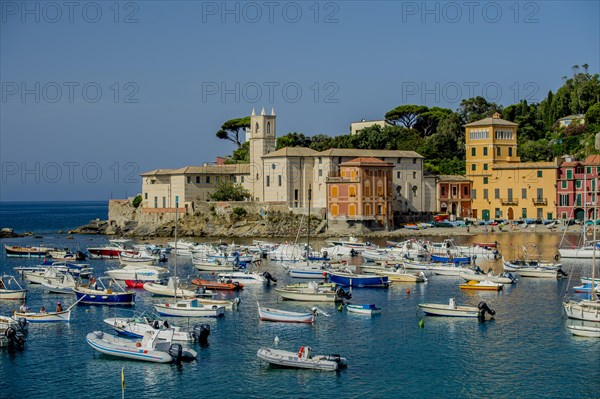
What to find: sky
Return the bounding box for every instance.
[0,0,599,201]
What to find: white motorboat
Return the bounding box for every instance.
[257,302,319,323]
[517,267,565,278]
[106,265,168,282]
[374,269,427,283]
[0,275,27,300]
[217,271,275,285]
[257,346,347,371]
[345,304,381,315]
[103,315,208,342]
[41,273,77,294]
[566,324,600,338]
[143,277,198,298]
[458,270,516,284]
[86,329,197,363]
[154,298,225,317]
[192,257,237,271]
[418,298,496,318]
[275,282,351,302]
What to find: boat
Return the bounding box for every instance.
[374,269,428,283]
[192,257,238,271]
[73,277,135,306]
[103,315,209,342]
[572,283,600,294]
[566,324,600,338]
[459,280,503,291]
[125,280,146,288]
[47,248,87,261]
[86,329,197,363]
[563,300,600,322]
[4,244,52,257]
[15,260,93,278]
[257,302,322,323]
[143,277,199,298]
[418,298,496,318]
[345,304,381,315]
[191,278,244,291]
[327,271,389,288]
[458,270,516,284]
[41,272,77,294]
[13,299,81,323]
[517,267,567,279]
[275,282,351,302]
[154,298,225,317]
[87,239,136,259]
[257,346,347,371]
[288,268,328,279]
[217,271,277,285]
[106,265,168,282]
[0,275,27,300]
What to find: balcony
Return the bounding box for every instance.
[532,198,548,206]
[500,198,519,205]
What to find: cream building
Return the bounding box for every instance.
[140,109,434,217]
[350,119,393,135]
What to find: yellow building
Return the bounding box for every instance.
[465,113,558,221]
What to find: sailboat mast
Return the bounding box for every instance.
[307,185,311,259]
[174,199,178,301]
[593,178,597,300]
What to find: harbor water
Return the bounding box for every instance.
[0,202,599,398]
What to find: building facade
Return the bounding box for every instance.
[465,113,558,221]
[350,119,393,135]
[556,155,600,220]
[437,175,472,218]
[326,157,394,229]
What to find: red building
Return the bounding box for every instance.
[437,175,472,218]
[557,155,600,220]
[326,157,394,229]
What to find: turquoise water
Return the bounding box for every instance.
[0,203,599,398]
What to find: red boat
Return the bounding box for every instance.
[125,280,146,288]
[473,242,498,249]
[87,240,137,259]
[191,278,244,291]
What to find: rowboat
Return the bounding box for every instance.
[0,275,27,300]
[327,271,389,288]
[418,298,496,318]
[374,270,428,283]
[86,329,197,363]
[13,297,82,322]
[154,298,225,317]
[346,304,381,315]
[459,280,503,291]
[143,277,199,298]
[191,278,244,291]
[566,325,600,338]
[257,346,347,371]
[257,302,317,323]
[4,244,52,257]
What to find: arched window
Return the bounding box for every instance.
[267,122,271,135]
[255,122,259,133]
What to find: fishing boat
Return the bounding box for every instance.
[143,277,199,298]
[13,299,80,323]
[566,325,600,338]
[86,329,197,363]
[106,265,168,282]
[327,271,389,288]
[103,315,208,342]
[418,298,496,318]
[374,269,427,283]
[74,277,135,306]
[154,298,225,317]
[0,275,27,300]
[459,280,503,291]
[47,248,87,261]
[345,304,381,315]
[191,278,244,291]
[257,302,322,323]
[517,267,567,279]
[41,272,77,294]
[257,346,347,371]
[4,244,52,257]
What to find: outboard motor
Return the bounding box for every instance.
[76,250,87,261]
[168,343,183,362]
[5,327,25,351]
[153,320,160,329]
[158,254,167,263]
[503,272,517,283]
[350,249,358,257]
[335,288,352,300]
[262,271,277,286]
[192,324,210,346]
[556,268,568,278]
[322,250,328,259]
[16,317,28,333]
[477,301,496,320]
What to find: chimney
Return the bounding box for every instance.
[492,112,501,119]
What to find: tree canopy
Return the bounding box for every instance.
[208,180,251,201]
[216,116,251,147]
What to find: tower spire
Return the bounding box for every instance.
[251,108,256,116]
[261,107,266,116]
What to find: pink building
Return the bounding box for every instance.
[557,155,600,220]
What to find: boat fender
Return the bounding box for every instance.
[554,253,561,261]
[298,346,305,358]
[136,342,142,348]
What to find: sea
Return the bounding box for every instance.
[0,201,599,399]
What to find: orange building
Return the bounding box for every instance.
[326,157,394,230]
[437,175,472,218]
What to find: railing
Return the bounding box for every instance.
[532,198,548,205]
[500,198,519,205]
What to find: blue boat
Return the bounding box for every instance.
[74,277,135,306]
[327,271,389,288]
[431,254,471,265]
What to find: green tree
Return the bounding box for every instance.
[585,102,600,130]
[276,132,312,149]
[385,105,429,128]
[216,116,251,147]
[208,180,252,201]
[225,141,250,164]
[458,96,501,123]
[414,107,452,136]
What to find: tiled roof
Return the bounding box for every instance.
[437,175,471,182]
[140,164,250,176]
[316,149,423,158]
[583,154,600,165]
[261,147,319,158]
[464,117,518,127]
[340,157,394,167]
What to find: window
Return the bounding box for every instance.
[144,193,148,200]
[536,188,543,200]
[566,170,573,179]
[522,208,527,218]
[331,186,338,197]
[154,196,158,208]
[318,169,323,177]
[319,157,322,164]
[377,185,384,196]
[349,186,356,197]
[495,208,501,218]
[494,188,500,199]
[522,188,527,199]
[397,171,401,179]
[561,212,567,219]
[559,194,570,206]
[196,176,200,183]
[365,186,371,196]
[441,187,446,196]
[586,166,592,174]
[483,147,488,156]
[537,170,543,178]
[365,204,371,215]
[471,164,476,171]
[187,176,191,184]
[162,197,166,208]
[278,175,282,186]
[537,208,543,218]
[206,176,210,183]
[377,204,383,214]
[576,194,582,206]
[241,176,245,183]
[576,180,582,189]
[266,176,270,187]
[509,147,513,157]
[452,186,457,196]
[496,147,501,156]
[483,189,488,200]
[483,177,488,184]
[472,189,477,199]
[413,158,416,164]
[267,122,271,135]
[463,186,468,196]
[561,181,567,189]
[331,204,338,217]
[483,164,488,171]
[412,172,416,179]
[507,188,513,199]
[471,148,476,156]
[349,204,356,216]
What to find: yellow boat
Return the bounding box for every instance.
[459,280,503,291]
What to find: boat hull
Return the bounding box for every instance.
[567,325,600,337]
[257,347,347,371]
[563,300,600,322]
[14,310,71,323]
[418,303,480,317]
[327,272,388,288]
[258,305,314,323]
[275,288,340,302]
[153,303,225,317]
[0,290,27,300]
[74,289,135,306]
[86,331,172,363]
[346,304,381,315]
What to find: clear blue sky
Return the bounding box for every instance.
[1,0,598,201]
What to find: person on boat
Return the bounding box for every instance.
[40,306,47,314]
[19,302,28,312]
[56,302,63,312]
[89,276,97,290]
